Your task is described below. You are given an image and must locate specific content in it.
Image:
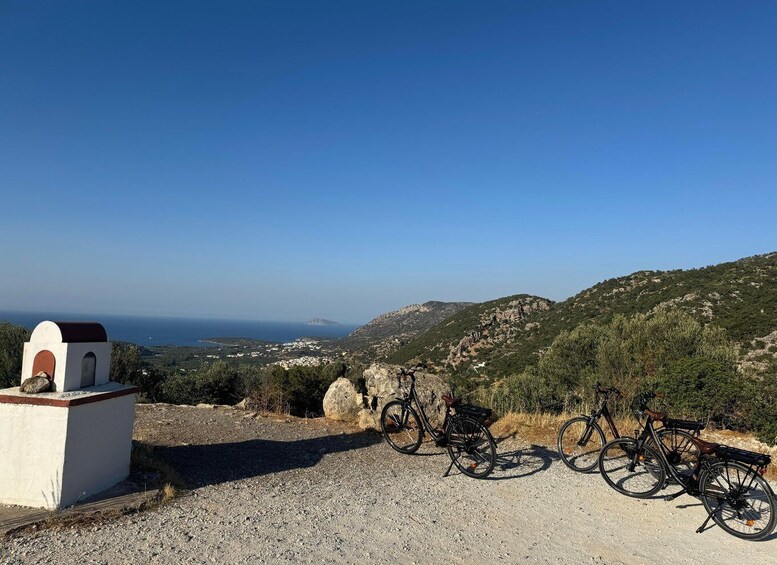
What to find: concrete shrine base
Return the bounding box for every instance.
[0,383,138,509]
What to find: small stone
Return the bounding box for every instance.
[20,373,52,394]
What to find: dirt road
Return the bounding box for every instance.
[1,404,775,564]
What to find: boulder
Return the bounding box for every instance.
[322,377,362,421]
[323,363,451,431]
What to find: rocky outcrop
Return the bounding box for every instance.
[323,363,451,431]
[322,378,362,421]
[446,297,552,367]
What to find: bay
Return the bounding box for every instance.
[0,311,357,347]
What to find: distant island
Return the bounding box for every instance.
[306,318,342,326]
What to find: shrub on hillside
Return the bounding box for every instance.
[657,357,741,425]
[485,309,746,427]
[0,323,31,389]
[242,362,349,417]
[748,370,777,445]
[159,361,240,405]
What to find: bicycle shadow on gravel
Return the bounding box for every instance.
[484,442,560,481]
[154,432,382,489]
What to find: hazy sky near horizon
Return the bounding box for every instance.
[1,1,776,324]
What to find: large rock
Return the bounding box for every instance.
[323,363,451,431]
[20,372,52,394]
[322,377,362,421]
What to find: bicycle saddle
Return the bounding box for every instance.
[442,394,461,408]
[644,408,667,421]
[689,436,720,455]
[645,409,666,422]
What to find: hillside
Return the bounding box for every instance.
[339,301,474,359]
[388,252,777,379]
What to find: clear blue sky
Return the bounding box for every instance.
[1,1,776,324]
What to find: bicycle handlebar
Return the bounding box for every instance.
[594,384,621,398]
[396,363,428,382]
[632,391,657,414]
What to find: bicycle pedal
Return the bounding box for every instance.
[663,494,679,502]
[435,439,448,447]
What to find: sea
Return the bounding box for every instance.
[0,311,358,347]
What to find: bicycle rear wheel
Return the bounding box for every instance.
[599,438,665,498]
[446,416,496,479]
[380,400,423,454]
[651,428,700,484]
[557,416,605,473]
[700,460,777,540]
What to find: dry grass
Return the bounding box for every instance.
[490,411,566,445]
[491,411,777,479]
[161,483,177,502]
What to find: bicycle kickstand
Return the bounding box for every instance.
[442,458,456,478]
[696,502,722,534]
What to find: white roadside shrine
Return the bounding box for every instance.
[0,321,138,509]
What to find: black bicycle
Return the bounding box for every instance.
[598,392,776,540]
[558,384,704,475]
[380,365,497,479]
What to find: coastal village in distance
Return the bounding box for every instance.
[145,318,347,374]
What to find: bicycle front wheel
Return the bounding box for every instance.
[700,460,777,540]
[446,416,497,479]
[557,416,606,473]
[599,438,665,498]
[380,400,423,454]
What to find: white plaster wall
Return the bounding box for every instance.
[59,394,136,507]
[0,403,68,509]
[21,342,68,390]
[62,342,112,390]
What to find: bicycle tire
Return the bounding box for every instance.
[700,460,777,540]
[598,437,665,498]
[557,416,606,473]
[446,416,497,479]
[380,400,423,454]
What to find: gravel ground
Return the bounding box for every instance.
[1,404,776,564]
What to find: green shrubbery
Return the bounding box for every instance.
[108,340,352,416]
[158,361,241,405]
[481,309,777,444]
[0,323,31,389]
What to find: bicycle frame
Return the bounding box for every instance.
[394,374,449,444]
[582,394,621,441]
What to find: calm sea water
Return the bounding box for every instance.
[0,311,357,347]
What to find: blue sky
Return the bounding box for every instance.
[1,1,776,324]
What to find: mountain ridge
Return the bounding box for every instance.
[339,300,475,359]
[387,252,777,379]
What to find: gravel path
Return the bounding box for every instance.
[1,404,775,564]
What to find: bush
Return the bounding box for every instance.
[749,371,777,445]
[657,357,742,425]
[240,365,291,413]
[0,322,31,389]
[159,361,240,405]
[487,308,744,423]
[241,362,350,417]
